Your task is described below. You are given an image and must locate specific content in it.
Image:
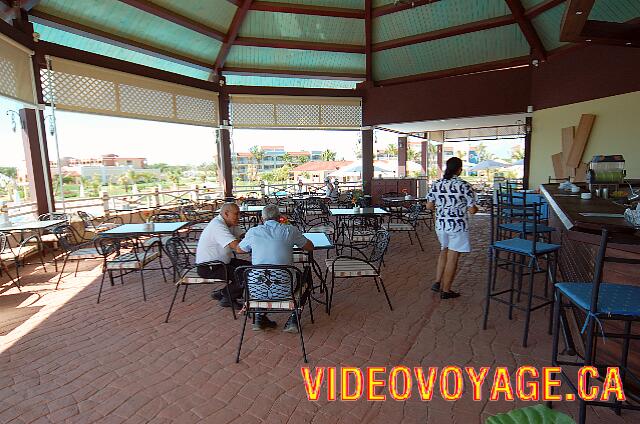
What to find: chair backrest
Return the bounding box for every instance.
[94,236,122,258]
[163,237,192,276]
[38,212,70,222]
[77,211,96,230]
[369,230,390,265]
[235,265,302,306]
[149,211,181,223]
[53,224,85,251]
[0,232,9,254]
[588,229,640,313]
[406,204,421,226]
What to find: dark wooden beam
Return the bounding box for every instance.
[505,0,547,60]
[29,10,214,72]
[116,0,225,41]
[234,36,364,53]
[251,1,364,19]
[376,56,529,86]
[581,20,640,46]
[35,40,219,92]
[372,0,440,18]
[222,66,365,80]
[213,0,253,77]
[373,14,515,52]
[365,0,372,82]
[226,0,242,6]
[223,84,363,97]
[525,0,566,19]
[0,13,33,46]
[560,0,593,41]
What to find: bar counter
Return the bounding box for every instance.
[540,184,640,397]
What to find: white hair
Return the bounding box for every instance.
[262,204,280,221]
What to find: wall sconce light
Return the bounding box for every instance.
[45,114,56,136]
[6,110,23,133]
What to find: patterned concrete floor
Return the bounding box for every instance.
[0,216,637,423]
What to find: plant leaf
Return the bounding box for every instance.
[485,404,576,424]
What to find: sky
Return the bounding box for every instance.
[1,95,521,169]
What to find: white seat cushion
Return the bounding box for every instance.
[179,269,228,285]
[1,244,39,261]
[142,235,172,247]
[106,251,160,270]
[384,223,413,231]
[248,300,295,310]
[326,258,378,277]
[68,247,102,259]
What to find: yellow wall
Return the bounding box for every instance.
[530,91,640,189]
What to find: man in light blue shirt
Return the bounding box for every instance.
[237,204,313,332]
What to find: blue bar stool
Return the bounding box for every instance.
[549,228,640,424]
[483,191,561,347]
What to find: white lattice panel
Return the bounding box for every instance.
[321,104,362,128]
[0,57,17,99]
[176,95,217,124]
[41,69,117,111]
[276,103,321,127]
[120,84,173,118]
[231,103,276,127]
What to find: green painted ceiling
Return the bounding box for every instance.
[28,0,634,89]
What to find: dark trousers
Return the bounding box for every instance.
[197,258,251,300]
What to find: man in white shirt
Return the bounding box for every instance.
[237,204,313,332]
[196,202,249,307]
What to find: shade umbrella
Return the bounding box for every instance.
[468,160,509,172]
[329,162,394,178]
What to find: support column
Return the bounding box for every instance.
[361,127,374,195]
[431,130,444,179]
[523,116,532,189]
[217,91,233,198]
[20,108,51,215]
[397,136,407,178]
[420,136,427,176]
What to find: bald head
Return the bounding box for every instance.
[219,202,240,227]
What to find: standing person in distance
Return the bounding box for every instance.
[426,157,478,299]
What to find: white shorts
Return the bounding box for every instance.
[436,230,471,253]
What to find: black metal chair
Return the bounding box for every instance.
[1,232,21,290]
[162,237,236,322]
[234,265,308,363]
[96,235,165,303]
[53,224,103,289]
[483,192,560,347]
[383,203,424,251]
[326,230,393,314]
[77,210,122,238]
[549,229,640,423]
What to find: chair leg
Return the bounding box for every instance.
[615,321,632,415]
[97,271,107,303]
[165,285,181,323]
[377,276,393,311]
[140,271,147,301]
[548,291,562,409]
[55,255,69,290]
[516,255,524,303]
[414,231,423,251]
[181,285,188,302]
[522,263,536,347]
[227,284,237,320]
[328,274,336,315]
[579,309,597,424]
[74,260,80,277]
[482,249,494,331]
[296,310,308,363]
[508,257,517,320]
[235,311,249,363]
[407,232,413,245]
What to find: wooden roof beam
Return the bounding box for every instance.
[373,14,515,52]
[525,0,566,19]
[251,1,364,19]
[505,0,547,60]
[29,10,214,72]
[376,56,529,86]
[234,37,364,53]
[116,0,225,41]
[560,0,593,41]
[213,0,253,80]
[372,0,440,18]
[365,0,372,83]
[222,66,365,80]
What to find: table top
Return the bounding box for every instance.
[301,232,333,250]
[381,196,428,203]
[330,207,389,216]
[0,219,66,232]
[100,222,190,236]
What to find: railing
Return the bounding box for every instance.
[233,181,363,197]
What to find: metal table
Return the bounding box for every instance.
[297,232,334,313]
[100,222,190,237]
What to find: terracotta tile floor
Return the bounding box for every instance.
[0,216,637,423]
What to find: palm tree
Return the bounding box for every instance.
[249,146,265,171]
[477,143,495,161]
[321,149,336,161]
[384,144,398,158]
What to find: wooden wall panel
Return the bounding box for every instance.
[566,114,596,168]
